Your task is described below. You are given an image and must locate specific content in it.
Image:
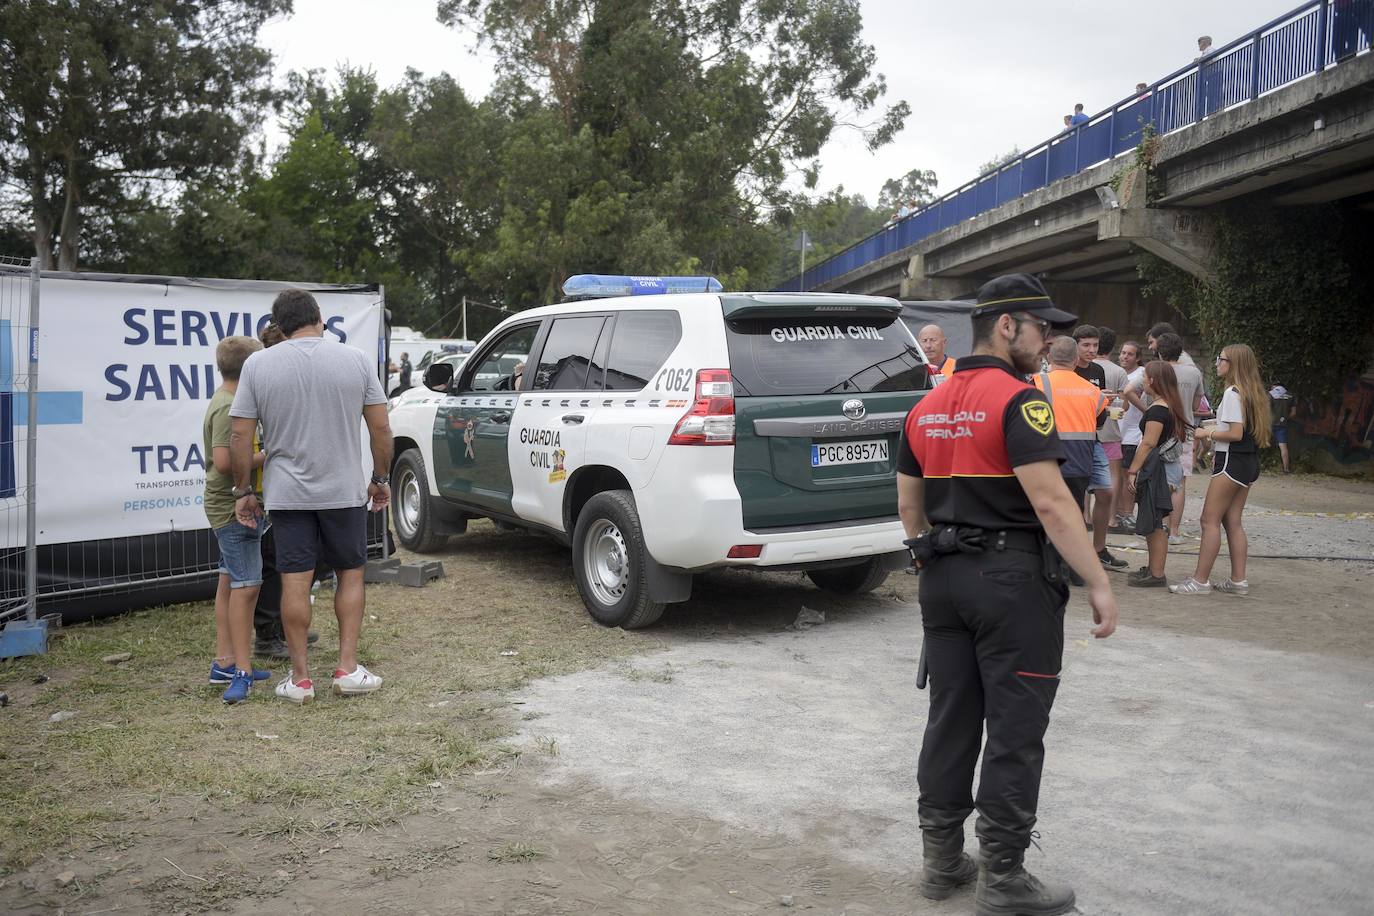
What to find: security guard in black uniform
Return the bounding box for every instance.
[896,274,1119,916]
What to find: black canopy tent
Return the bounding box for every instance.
[899,300,976,365]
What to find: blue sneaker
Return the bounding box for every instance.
[222,669,254,704]
[210,661,271,685]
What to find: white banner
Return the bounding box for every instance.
[8,276,383,546]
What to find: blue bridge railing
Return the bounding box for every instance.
[775,0,1373,293]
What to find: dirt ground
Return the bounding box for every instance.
[2,473,1371,915]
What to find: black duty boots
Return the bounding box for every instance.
[918,827,978,900]
[975,842,1076,916]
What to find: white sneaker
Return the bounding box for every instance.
[332,663,383,696]
[1168,534,1183,546]
[1169,577,1212,595]
[1215,578,1250,596]
[275,672,316,705]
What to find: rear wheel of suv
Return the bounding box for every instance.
[806,558,890,595]
[393,448,449,553]
[572,490,666,629]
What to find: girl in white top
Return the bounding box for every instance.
[1171,344,1272,596]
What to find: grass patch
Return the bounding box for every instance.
[488,842,542,863]
[0,523,665,869]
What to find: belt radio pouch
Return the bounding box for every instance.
[906,526,987,567]
[1040,534,1069,585]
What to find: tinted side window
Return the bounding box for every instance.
[466,324,539,392]
[603,311,683,391]
[724,316,930,396]
[531,316,607,391]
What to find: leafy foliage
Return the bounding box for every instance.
[768,188,888,281]
[976,147,1022,176]
[1139,202,1374,401]
[0,0,289,269]
[877,168,938,212]
[2,1,913,326]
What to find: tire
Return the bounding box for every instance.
[571,489,666,629]
[392,448,449,553]
[806,557,890,595]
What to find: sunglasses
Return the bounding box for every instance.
[1012,313,1051,336]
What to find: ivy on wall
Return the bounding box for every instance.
[1138,201,1374,402]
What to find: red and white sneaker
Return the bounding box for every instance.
[332,663,383,696]
[275,672,315,705]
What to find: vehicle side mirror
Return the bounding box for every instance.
[423,362,455,391]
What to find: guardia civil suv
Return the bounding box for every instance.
[387,275,936,628]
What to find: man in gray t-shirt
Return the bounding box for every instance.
[228,289,392,705]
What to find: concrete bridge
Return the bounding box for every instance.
[781,1,1374,330]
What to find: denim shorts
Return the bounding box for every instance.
[215,518,267,589]
[1088,442,1112,491]
[1165,459,1183,491]
[1273,424,1288,444]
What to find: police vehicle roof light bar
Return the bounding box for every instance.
[562,274,724,300]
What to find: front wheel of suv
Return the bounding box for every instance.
[806,558,890,595]
[392,448,449,553]
[572,490,666,629]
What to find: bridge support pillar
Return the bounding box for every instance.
[1098,207,1216,282]
[900,253,968,300]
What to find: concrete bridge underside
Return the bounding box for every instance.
[820,51,1374,303]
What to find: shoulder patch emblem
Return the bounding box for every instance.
[1021,400,1055,436]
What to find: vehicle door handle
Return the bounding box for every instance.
[489,411,510,424]
[561,414,585,425]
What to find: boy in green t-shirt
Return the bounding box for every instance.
[204,335,269,703]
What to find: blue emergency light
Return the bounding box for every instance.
[562,274,724,300]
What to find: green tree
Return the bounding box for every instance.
[977,146,1022,175]
[438,0,908,304]
[0,0,289,269]
[877,168,938,212]
[1139,202,1374,402]
[769,188,887,285]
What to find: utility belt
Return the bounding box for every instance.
[904,525,1069,585]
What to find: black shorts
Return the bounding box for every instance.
[1121,444,1138,468]
[272,506,368,573]
[1212,449,1259,487]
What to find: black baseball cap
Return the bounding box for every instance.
[970,273,1077,329]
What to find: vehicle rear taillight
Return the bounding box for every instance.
[667,369,735,445]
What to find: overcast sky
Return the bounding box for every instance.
[261,0,1302,204]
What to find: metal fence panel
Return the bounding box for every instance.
[0,255,38,626]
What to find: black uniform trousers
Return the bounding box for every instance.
[916,545,1068,850]
[253,525,283,642]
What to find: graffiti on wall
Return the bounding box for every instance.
[1293,374,1374,464]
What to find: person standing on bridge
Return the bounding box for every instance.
[918,324,956,382]
[898,273,1117,916]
